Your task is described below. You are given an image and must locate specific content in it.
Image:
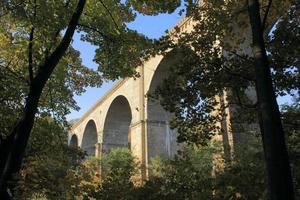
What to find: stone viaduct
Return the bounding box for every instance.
[68,17,232,175]
[69,46,184,165]
[69,0,290,179]
[69,0,289,173]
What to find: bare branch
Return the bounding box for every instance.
[223,65,254,82]
[28,0,37,83]
[28,27,34,83]
[262,0,273,30]
[233,87,258,109]
[226,49,254,63]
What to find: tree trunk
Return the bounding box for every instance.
[247,0,294,199]
[0,0,86,198]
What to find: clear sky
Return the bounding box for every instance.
[67,11,184,121]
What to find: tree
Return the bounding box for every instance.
[12,102,299,199]
[13,116,85,200]
[281,97,300,198]
[0,0,183,198]
[133,140,267,200]
[154,0,298,199]
[0,1,87,197]
[65,148,137,200]
[247,0,294,198]
[95,148,137,200]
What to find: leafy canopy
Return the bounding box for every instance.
[0,0,187,136]
[154,0,299,145]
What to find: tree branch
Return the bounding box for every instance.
[28,0,37,83]
[46,83,68,149]
[98,0,121,33]
[28,27,34,83]
[223,65,254,82]
[233,87,258,109]
[0,0,86,195]
[78,23,113,41]
[34,0,86,84]
[262,0,272,30]
[226,49,254,63]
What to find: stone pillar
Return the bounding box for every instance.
[138,65,148,180]
[130,121,144,164]
[146,120,179,160]
[95,143,102,158]
[129,120,145,183]
[221,90,234,154]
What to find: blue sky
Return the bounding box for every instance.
[67,11,184,120]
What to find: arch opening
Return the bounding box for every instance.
[69,134,78,147]
[146,49,183,159]
[103,95,132,153]
[81,120,97,156]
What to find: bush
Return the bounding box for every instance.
[94,148,137,200]
[137,139,268,200]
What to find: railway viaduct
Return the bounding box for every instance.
[69,0,290,177]
[68,17,232,173]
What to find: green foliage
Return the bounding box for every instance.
[214,138,267,200]
[155,0,255,145]
[13,135,299,199]
[0,0,186,198]
[95,148,137,200]
[0,0,185,136]
[76,130,298,200]
[13,116,85,200]
[78,0,185,80]
[268,2,300,96]
[0,64,26,136]
[125,0,182,16]
[1,0,298,199]
[134,139,267,200]
[101,148,136,178]
[140,144,217,200]
[65,148,137,200]
[154,0,299,146]
[67,157,102,200]
[281,98,300,197]
[0,21,101,136]
[153,1,298,198]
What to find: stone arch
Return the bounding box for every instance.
[146,49,182,159]
[81,120,98,156]
[69,134,78,147]
[102,95,132,152]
